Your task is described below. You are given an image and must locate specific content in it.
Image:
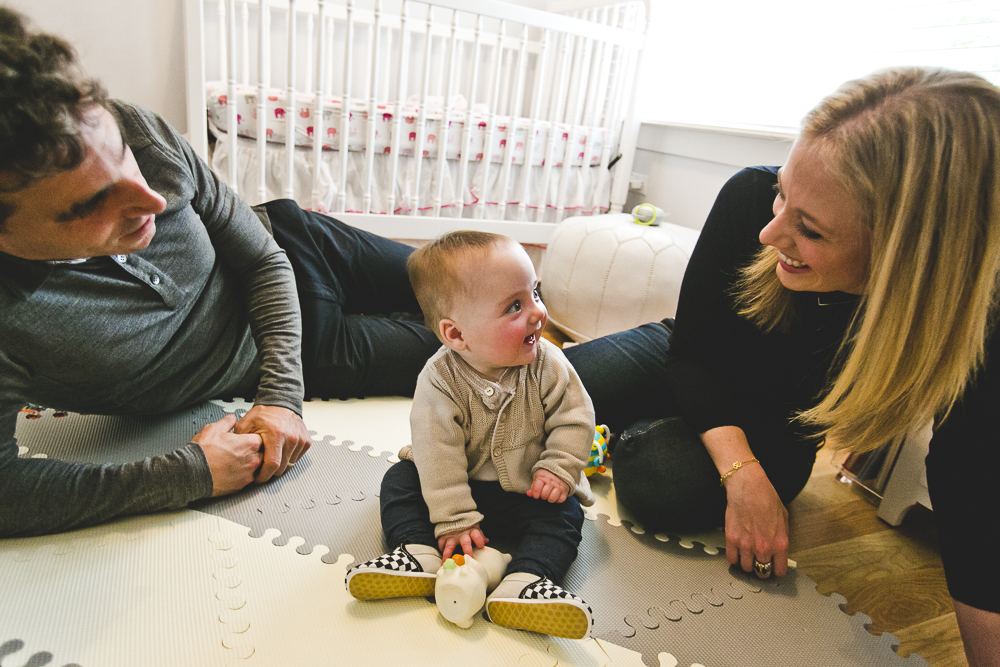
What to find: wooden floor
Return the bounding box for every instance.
[787,446,967,666]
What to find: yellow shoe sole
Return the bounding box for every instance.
[487,600,591,639]
[347,571,436,601]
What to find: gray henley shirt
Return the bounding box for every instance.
[0,101,303,536]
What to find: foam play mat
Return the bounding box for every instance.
[2,399,929,666]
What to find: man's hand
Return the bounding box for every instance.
[233,405,311,483]
[437,523,489,561]
[193,414,265,496]
[527,469,570,503]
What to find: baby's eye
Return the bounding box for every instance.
[533,287,541,301]
[505,300,521,314]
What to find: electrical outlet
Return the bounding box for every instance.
[629,173,646,194]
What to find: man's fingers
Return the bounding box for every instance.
[289,439,310,465]
[231,413,251,434]
[194,413,238,441]
[255,439,283,483]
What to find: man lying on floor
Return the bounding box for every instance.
[0,8,440,537]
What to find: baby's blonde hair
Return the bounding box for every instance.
[407,230,516,342]
[735,67,1000,451]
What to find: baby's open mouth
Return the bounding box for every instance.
[524,333,536,344]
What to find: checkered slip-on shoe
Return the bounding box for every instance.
[345,544,438,601]
[486,573,593,639]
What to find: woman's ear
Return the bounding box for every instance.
[439,318,466,351]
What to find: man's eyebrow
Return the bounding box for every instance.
[56,185,114,222]
[55,119,128,222]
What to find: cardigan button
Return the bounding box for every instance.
[484,387,495,397]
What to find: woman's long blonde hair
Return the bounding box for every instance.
[735,67,1000,452]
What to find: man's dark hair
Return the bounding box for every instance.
[0,7,108,223]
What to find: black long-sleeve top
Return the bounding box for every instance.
[667,166,998,612]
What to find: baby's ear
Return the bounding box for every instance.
[439,318,466,351]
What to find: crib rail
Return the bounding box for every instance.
[184,0,646,242]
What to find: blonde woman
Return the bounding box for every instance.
[563,67,1000,663]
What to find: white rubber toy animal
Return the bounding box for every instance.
[434,547,512,628]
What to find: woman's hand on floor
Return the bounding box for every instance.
[722,464,789,578]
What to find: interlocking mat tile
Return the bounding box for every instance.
[8,404,928,666]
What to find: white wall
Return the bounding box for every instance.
[623,123,796,231]
[6,0,189,133]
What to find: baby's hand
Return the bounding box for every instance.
[528,469,570,504]
[437,523,488,561]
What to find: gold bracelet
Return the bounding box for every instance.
[719,458,760,486]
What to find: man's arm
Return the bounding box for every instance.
[0,401,212,537]
[117,103,308,482]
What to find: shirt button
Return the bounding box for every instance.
[114,254,127,263]
[484,387,495,397]
[151,274,161,285]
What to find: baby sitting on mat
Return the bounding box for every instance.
[345,230,596,639]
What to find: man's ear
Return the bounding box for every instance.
[439,318,466,351]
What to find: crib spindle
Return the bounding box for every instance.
[585,6,615,215]
[305,14,314,96]
[217,0,227,85]
[496,22,529,221]
[456,13,484,220]
[387,1,409,217]
[554,30,590,221]
[410,4,435,217]
[600,5,625,145]
[579,8,604,130]
[574,8,602,188]
[535,30,573,222]
[337,0,354,213]
[256,0,268,204]
[284,0,297,200]
[240,2,250,85]
[311,0,328,212]
[432,8,460,218]
[477,19,506,220]
[363,0,384,215]
[226,0,239,193]
[517,27,549,222]
[608,2,643,214]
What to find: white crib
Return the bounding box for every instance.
[184,0,647,243]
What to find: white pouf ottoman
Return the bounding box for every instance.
[540,213,700,342]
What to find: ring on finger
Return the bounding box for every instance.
[752,558,773,577]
